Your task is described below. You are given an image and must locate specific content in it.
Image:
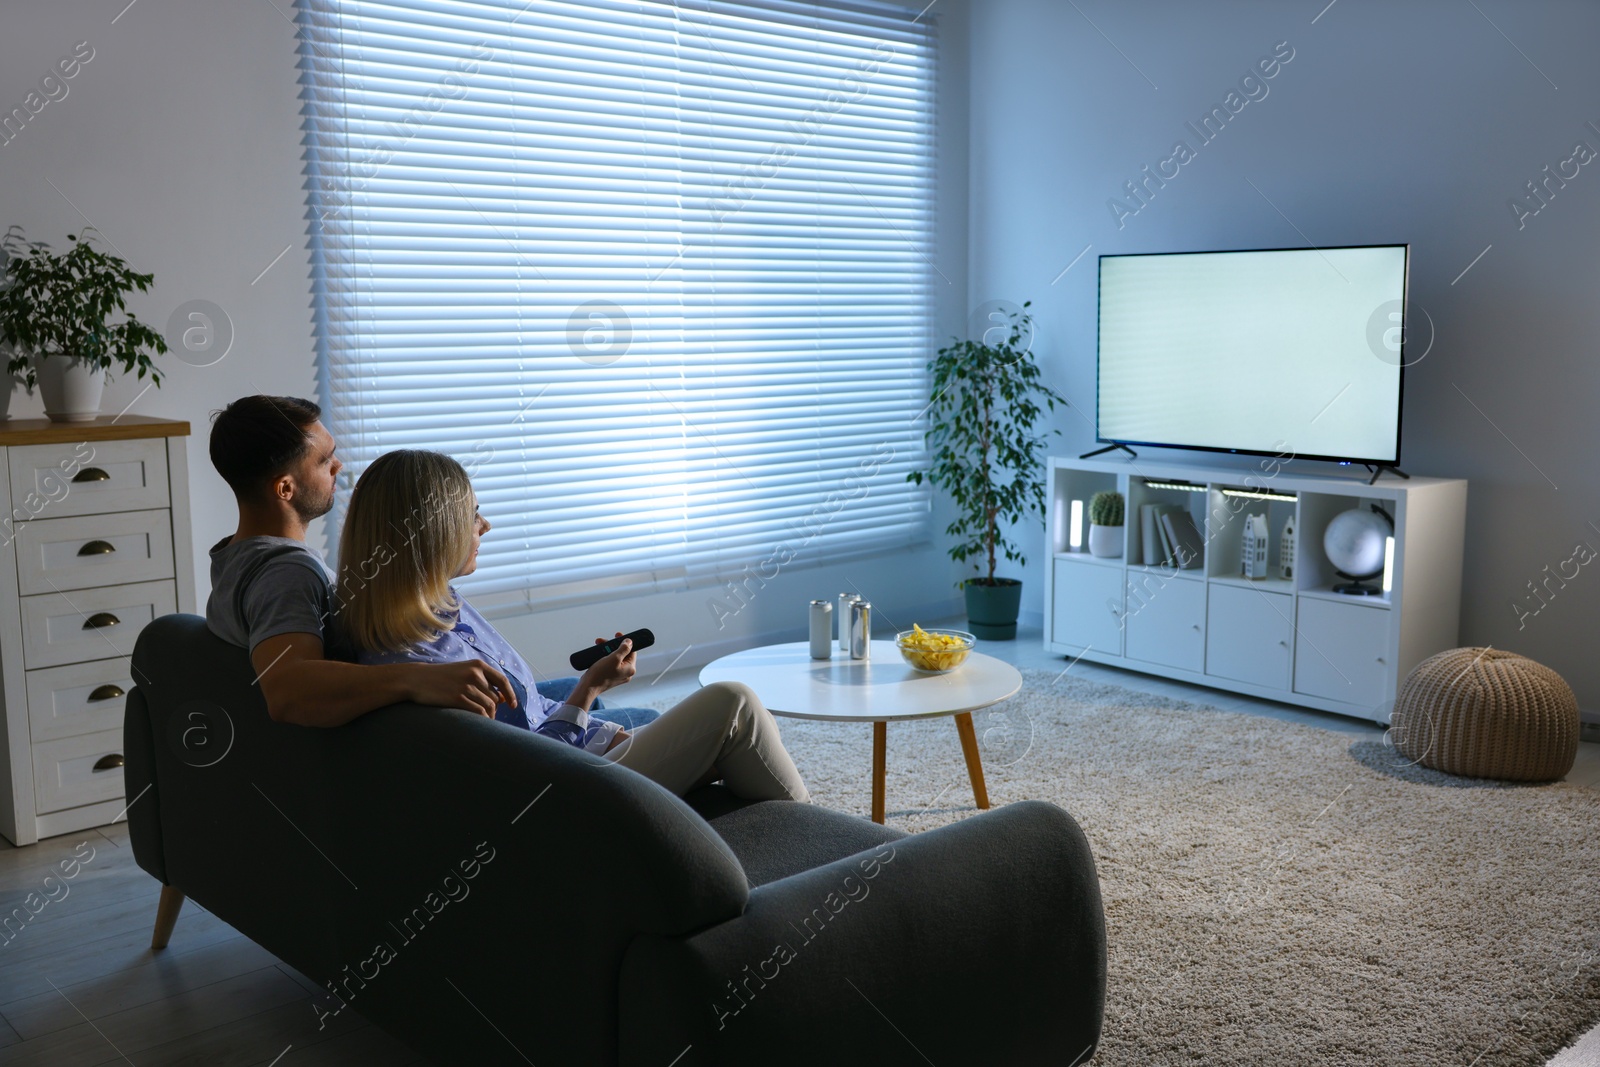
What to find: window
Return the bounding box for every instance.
[297,0,936,612]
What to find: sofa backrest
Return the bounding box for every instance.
[125,613,749,1065]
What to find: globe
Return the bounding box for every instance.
[1323,507,1391,581]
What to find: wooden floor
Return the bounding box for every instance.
[3,618,1594,1064]
[0,821,424,1065]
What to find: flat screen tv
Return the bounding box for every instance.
[1095,244,1408,466]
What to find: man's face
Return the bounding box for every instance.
[288,421,341,522]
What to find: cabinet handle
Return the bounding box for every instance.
[93,753,125,771]
[77,539,116,556]
[72,467,111,483]
[89,683,126,701]
[83,612,121,630]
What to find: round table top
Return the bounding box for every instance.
[698,641,1023,723]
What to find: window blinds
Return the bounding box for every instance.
[296,0,936,610]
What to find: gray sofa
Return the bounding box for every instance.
[123,614,1106,1065]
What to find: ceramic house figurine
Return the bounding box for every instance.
[1279,514,1296,580]
[1242,513,1269,579]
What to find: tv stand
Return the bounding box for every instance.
[1044,455,1466,725]
[1080,443,1138,460]
[1363,464,1410,485]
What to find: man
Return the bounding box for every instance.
[205,395,517,725]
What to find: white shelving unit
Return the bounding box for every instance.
[1046,455,1466,724]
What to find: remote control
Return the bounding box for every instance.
[569,628,655,671]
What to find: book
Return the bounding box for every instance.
[1153,507,1176,566]
[1140,504,1163,566]
[1161,511,1205,570]
[1148,503,1185,567]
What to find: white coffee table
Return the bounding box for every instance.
[699,641,1023,823]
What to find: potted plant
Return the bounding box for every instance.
[1088,490,1124,558]
[0,227,166,422]
[908,301,1068,640]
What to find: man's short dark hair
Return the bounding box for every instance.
[209,395,322,498]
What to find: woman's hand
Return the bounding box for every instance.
[582,632,638,694]
[566,633,638,712]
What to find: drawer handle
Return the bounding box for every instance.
[78,540,117,556]
[84,612,121,630]
[89,683,126,701]
[72,467,112,483]
[93,753,125,771]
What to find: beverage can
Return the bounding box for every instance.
[809,600,833,659]
[838,592,861,651]
[849,600,871,660]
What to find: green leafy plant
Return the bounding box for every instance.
[0,227,167,389]
[1090,490,1124,527]
[908,301,1069,586]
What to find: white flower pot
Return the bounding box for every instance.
[36,353,105,422]
[1088,523,1123,558]
[0,369,21,420]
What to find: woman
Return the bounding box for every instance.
[334,449,808,803]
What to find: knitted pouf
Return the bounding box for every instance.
[1390,648,1579,782]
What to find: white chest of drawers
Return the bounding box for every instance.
[0,416,194,845]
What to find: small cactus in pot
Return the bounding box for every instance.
[1088,490,1124,558]
[1090,491,1124,527]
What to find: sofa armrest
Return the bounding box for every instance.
[303,703,754,1064]
[121,686,166,885]
[617,799,1106,1067]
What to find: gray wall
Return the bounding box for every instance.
[0,0,971,681]
[965,0,1600,717]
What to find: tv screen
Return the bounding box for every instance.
[1096,244,1407,465]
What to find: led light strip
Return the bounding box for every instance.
[1219,488,1298,502]
[1143,479,1206,493]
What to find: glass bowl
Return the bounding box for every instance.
[895,628,976,673]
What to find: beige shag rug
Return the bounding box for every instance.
[652,669,1600,1066]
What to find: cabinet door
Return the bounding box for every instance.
[1294,597,1392,708]
[1124,573,1205,672]
[1051,560,1124,656]
[1205,584,1292,689]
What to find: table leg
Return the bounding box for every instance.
[954,712,990,810]
[871,721,887,824]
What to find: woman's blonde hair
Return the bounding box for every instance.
[335,449,478,654]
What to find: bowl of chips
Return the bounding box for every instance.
[896,625,976,673]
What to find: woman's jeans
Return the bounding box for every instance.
[534,678,808,802]
[604,681,809,802]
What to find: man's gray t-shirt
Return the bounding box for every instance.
[206,536,344,657]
